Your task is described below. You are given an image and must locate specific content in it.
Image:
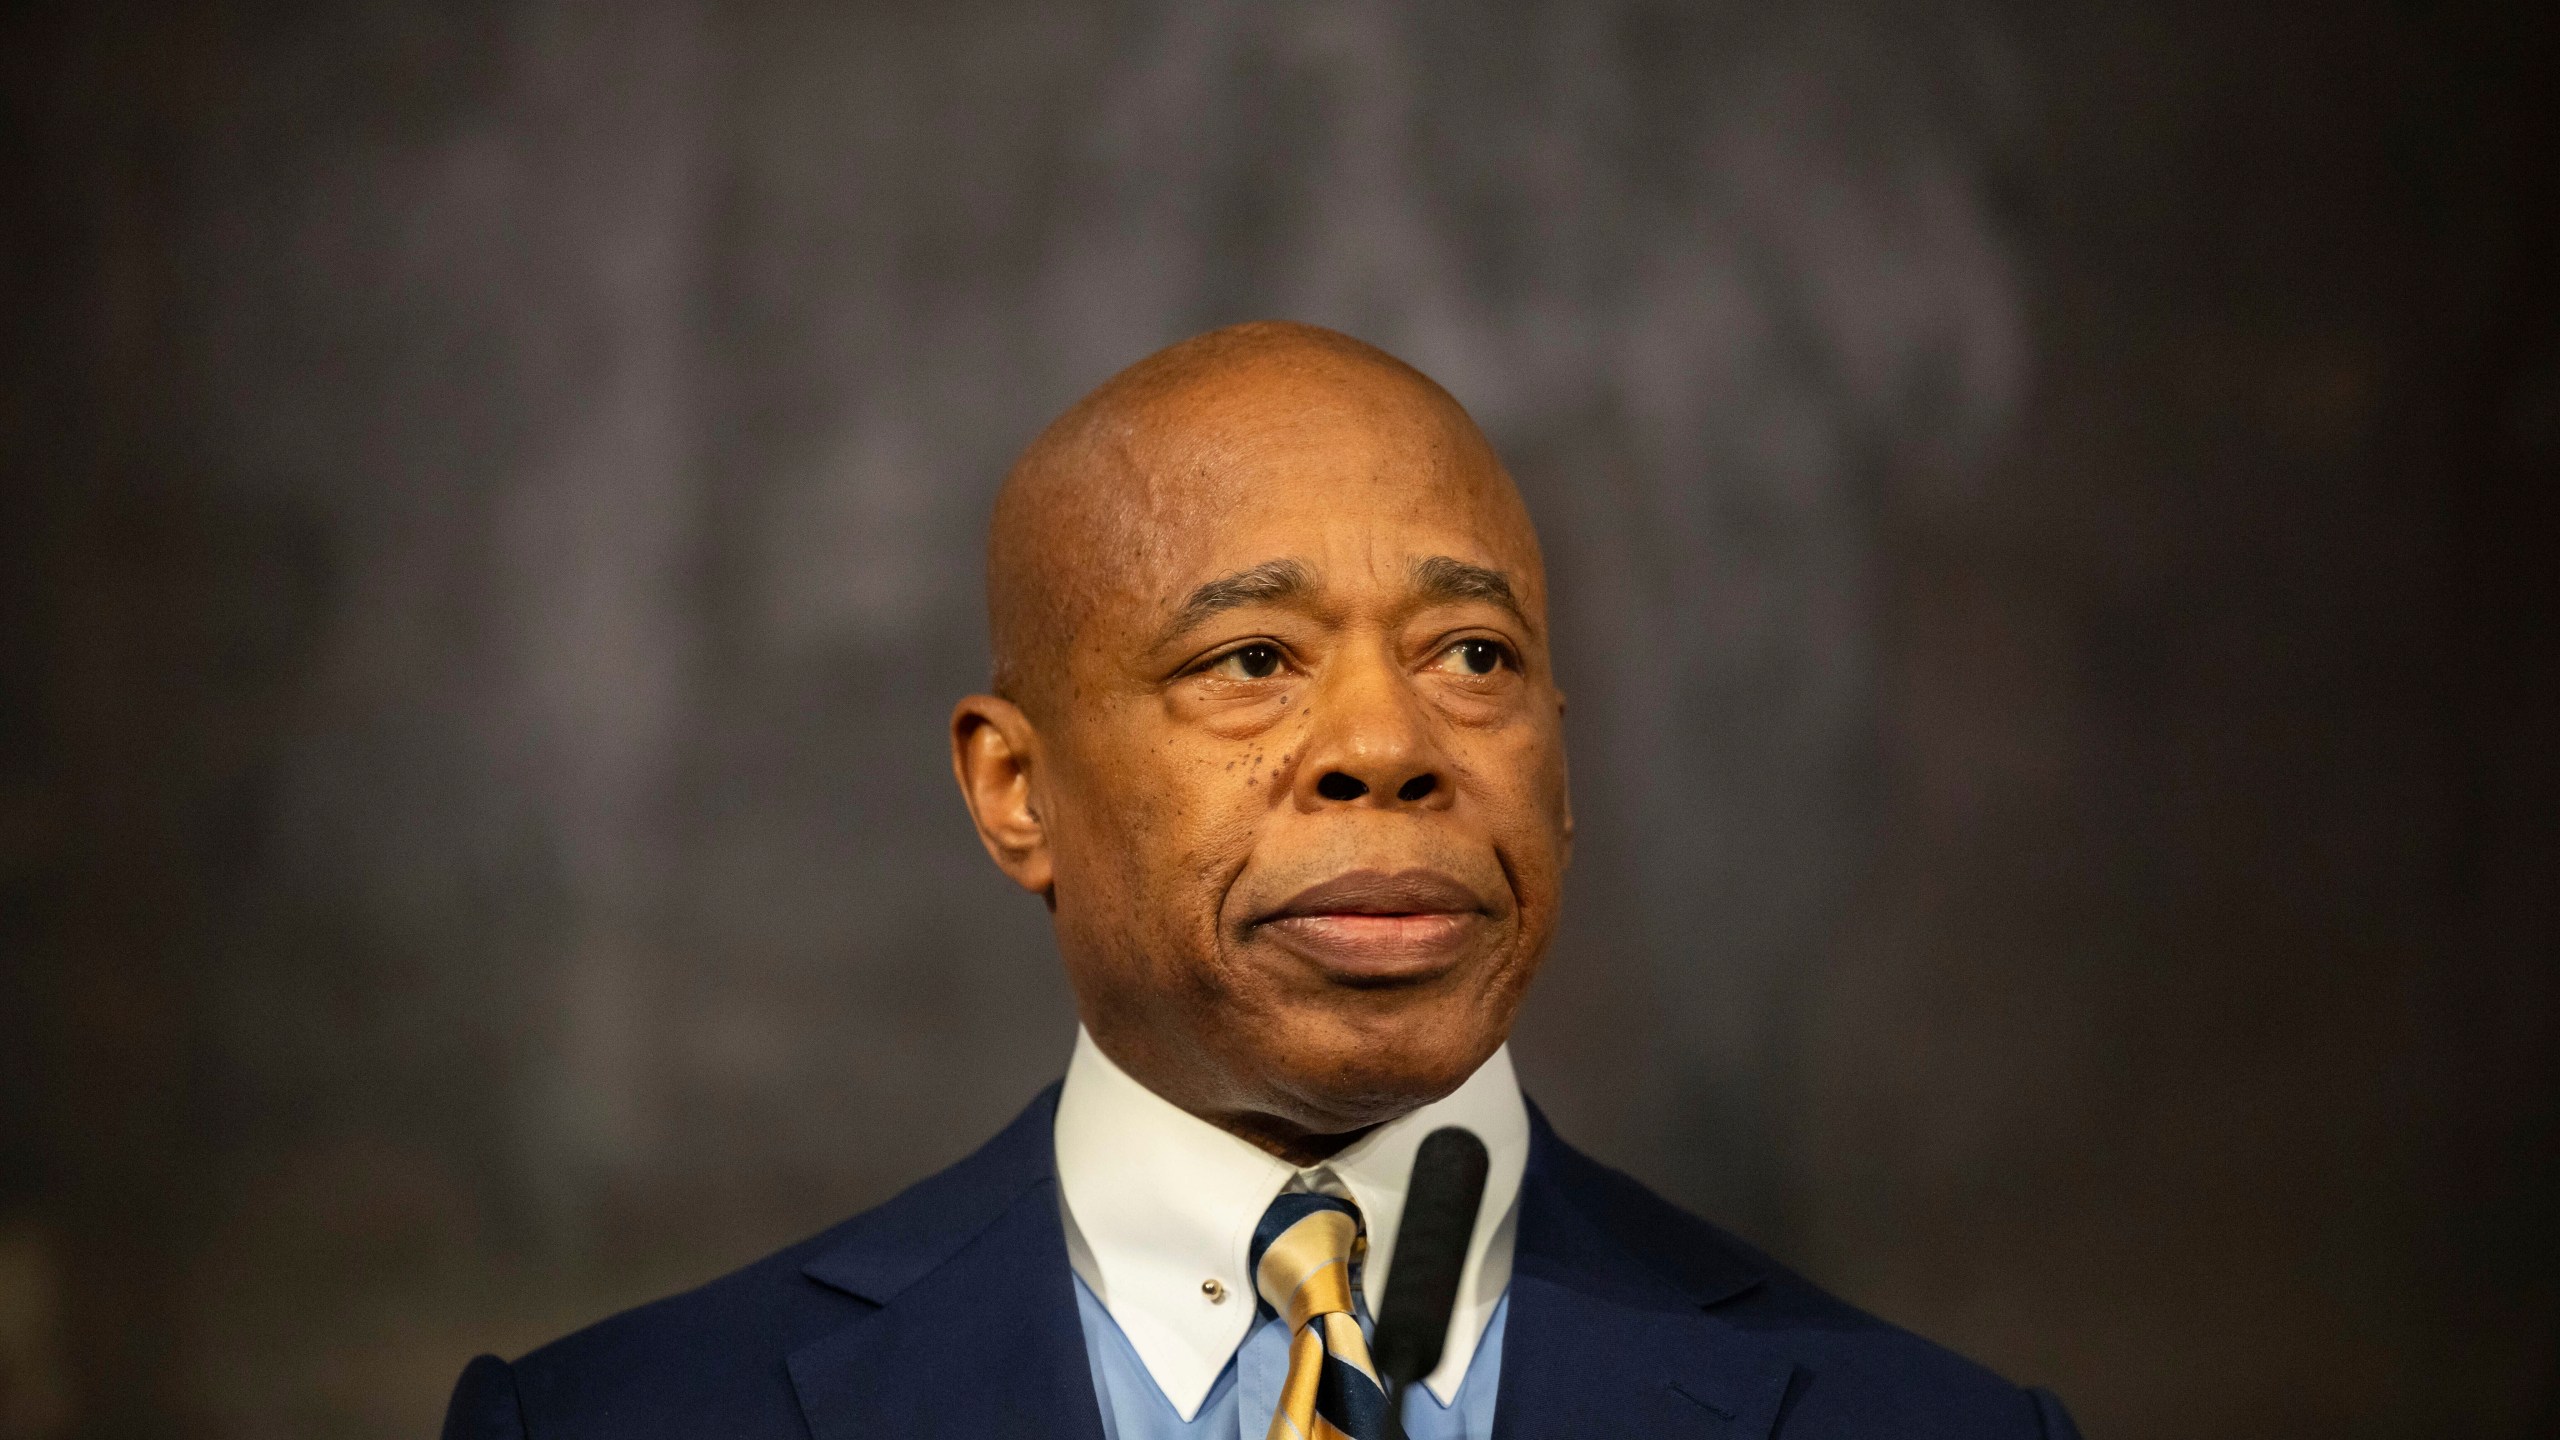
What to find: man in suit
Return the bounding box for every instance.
[443,322,2082,1439]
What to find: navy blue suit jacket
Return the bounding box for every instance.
[444,1088,2080,1439]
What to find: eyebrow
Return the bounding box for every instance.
[1410,555,1525,623]
[1153,553,1529,649]
[1157,558,1318,646]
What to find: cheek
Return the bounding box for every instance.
[1171,758,1283,937]
[1476,723,1573,895]
[1055,731,1270,934]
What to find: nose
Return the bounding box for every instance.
[1293,647,1451,811]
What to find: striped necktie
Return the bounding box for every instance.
[1250,1192,1393,1440]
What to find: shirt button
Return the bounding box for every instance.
[1201,1278,1228,1303]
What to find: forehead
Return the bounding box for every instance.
[1106,363,1539,609]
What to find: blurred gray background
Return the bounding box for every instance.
[3,1,2554,1436]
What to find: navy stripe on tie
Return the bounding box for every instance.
[1315,1346,1393,1434]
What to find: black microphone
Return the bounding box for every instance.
[1370,1126,1490,1440]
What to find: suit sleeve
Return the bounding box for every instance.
[2026,1385,2083,1440]
[442,1354,530,1440]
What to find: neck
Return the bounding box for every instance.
[1076,1021,1411,1167]
[1208,1108,1380,1168]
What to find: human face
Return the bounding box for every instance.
[953,364,1572,1158]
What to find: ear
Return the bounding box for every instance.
[1553,689,1576,857]
[951,693,1056,898]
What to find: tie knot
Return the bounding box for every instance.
[1248,1193,1364,1330]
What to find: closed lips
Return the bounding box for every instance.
[1257,868,1485,922]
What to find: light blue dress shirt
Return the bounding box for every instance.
[1073,1272,1507,1440]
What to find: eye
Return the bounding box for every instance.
[1438,638,1509,677]
[1211,642,1286,680]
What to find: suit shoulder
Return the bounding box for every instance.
[495,1088,1062,1438]
[1730,1261,2057,1434]
[1532,1124,2070,1435]
[500,1219,866,1437]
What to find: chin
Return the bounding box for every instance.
[1248,1010,1499,1134]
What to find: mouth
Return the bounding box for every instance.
[1249,868,1491,984]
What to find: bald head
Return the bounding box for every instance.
[986,321,1539,717]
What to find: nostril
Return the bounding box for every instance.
[1396,774,1436,802]
[1316,772,1368,802]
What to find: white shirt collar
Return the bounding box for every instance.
[1052,1027,1528,1421]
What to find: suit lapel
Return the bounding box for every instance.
[786,1089,1107,1440]
[1491,1108,1802,1440]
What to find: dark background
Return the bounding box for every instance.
[3,2,2554,1436]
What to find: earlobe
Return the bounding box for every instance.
[949,694,1056,896]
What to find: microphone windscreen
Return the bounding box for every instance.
[1371,1126,1491,1388]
